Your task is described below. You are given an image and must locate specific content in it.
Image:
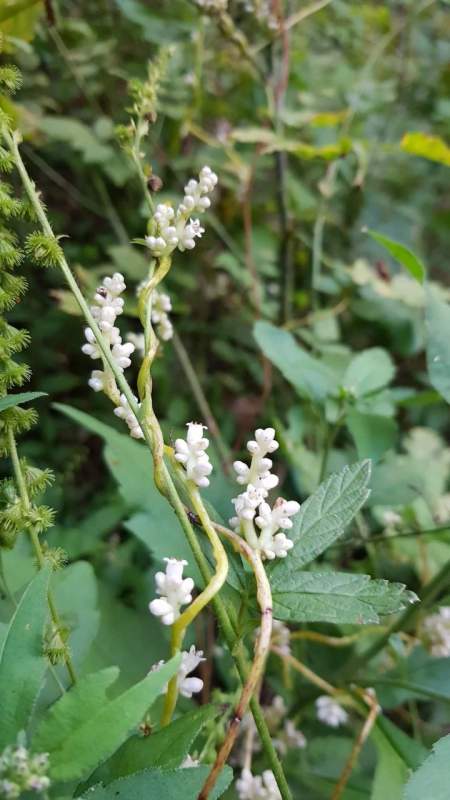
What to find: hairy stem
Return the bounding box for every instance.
[7,426,77,685]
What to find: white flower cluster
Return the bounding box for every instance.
[175,422,213,488]
[239,0,278,30]
[274,720,307,756]
[145,166,217,258]
[271,620,291,656]
[0,745,50,799]
[230,428,300,559]
[114,393,143,439]
[151,290,173,341]
[421,606,450,657]
[82,273,143,439]
[236,769,281,800]
[150,645,205,699]
[194,0,228,12]
[149,558,194,625]
[316,695,348,728]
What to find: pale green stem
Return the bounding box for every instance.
[7,426,77,685]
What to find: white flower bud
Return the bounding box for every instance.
[175,422,213,487]
[316,695,348,728]
[149,558,194,625]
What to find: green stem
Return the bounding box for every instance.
[7,427,77,685]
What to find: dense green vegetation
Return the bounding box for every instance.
[0,1,449,799]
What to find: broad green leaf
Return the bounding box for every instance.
[404,734,450,800]
[371,727,409,800]
[115,0,194,42]
[372,648,450,707]
[52,562,99,670]
[54,404,187,560]
[38,117,115,164]
[375,716,426,770]
[0,391,46,412]
[33,668,120,752]
[426,290,450,403]
[108,245,148,281]
[78,765,233,800]
[401,132,450,168]
[254,321,337,402]
[91,705,218,783]
[82,586,166,693]
[271,571,417,625]
[347,412,397,462]
[0,0,41,24]
[365,229,426,284]
[0,566,50,749]
[48,655,180,782]
[369,455,423,506]
[269,461,371,577]
[342,349,395,398]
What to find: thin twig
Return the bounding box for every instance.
[331,689,379,800]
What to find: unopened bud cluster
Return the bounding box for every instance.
[145,166,217,257]
[0,745,50,800]
[231,428,300,559]
[174,422,213,487]
[148,558,205,699]
[135,283,173,342]
[82,272,143,439]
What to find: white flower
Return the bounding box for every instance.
[175,422,213,487]
[181,755,200,768]
[230,484,267,526]
[233,428,279,492]
[316,695,348,728]
[126,332,145,356]
[421,606,450,657]
[149,645,205,698]
[149,558,194,625]
[254,498,299,559]
[263,695,287,731]
[145,167,217,258]
[88,369,106,392]
[178,645,205,697]
[274,720,307,755]
[382,509,402,528]
[271,620,291,656]
[113,393,144,439]
[152,290,173,341]
[236,769,281,800]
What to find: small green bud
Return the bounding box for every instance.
[25,232,63,268]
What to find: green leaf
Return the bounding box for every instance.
[372,648,450,706]
[92,705,219,784]
[371,726,409,800]
[47,656,181,782]
[0,391,47,413]
[33,668,120,753]
[271,571,417,624]
[426,289,450,403]
[401,132,450,168]
[52,561,99,670]
[253,321,337,402]
[404,734,450,800]
[342,348,395,398]
[0,0,41,23]
[365,229,426,284]
[78,765,233,800]
[269,461,371,577]
[38,117,115,164]
[347,412,397,462]
[0,566,50,749]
